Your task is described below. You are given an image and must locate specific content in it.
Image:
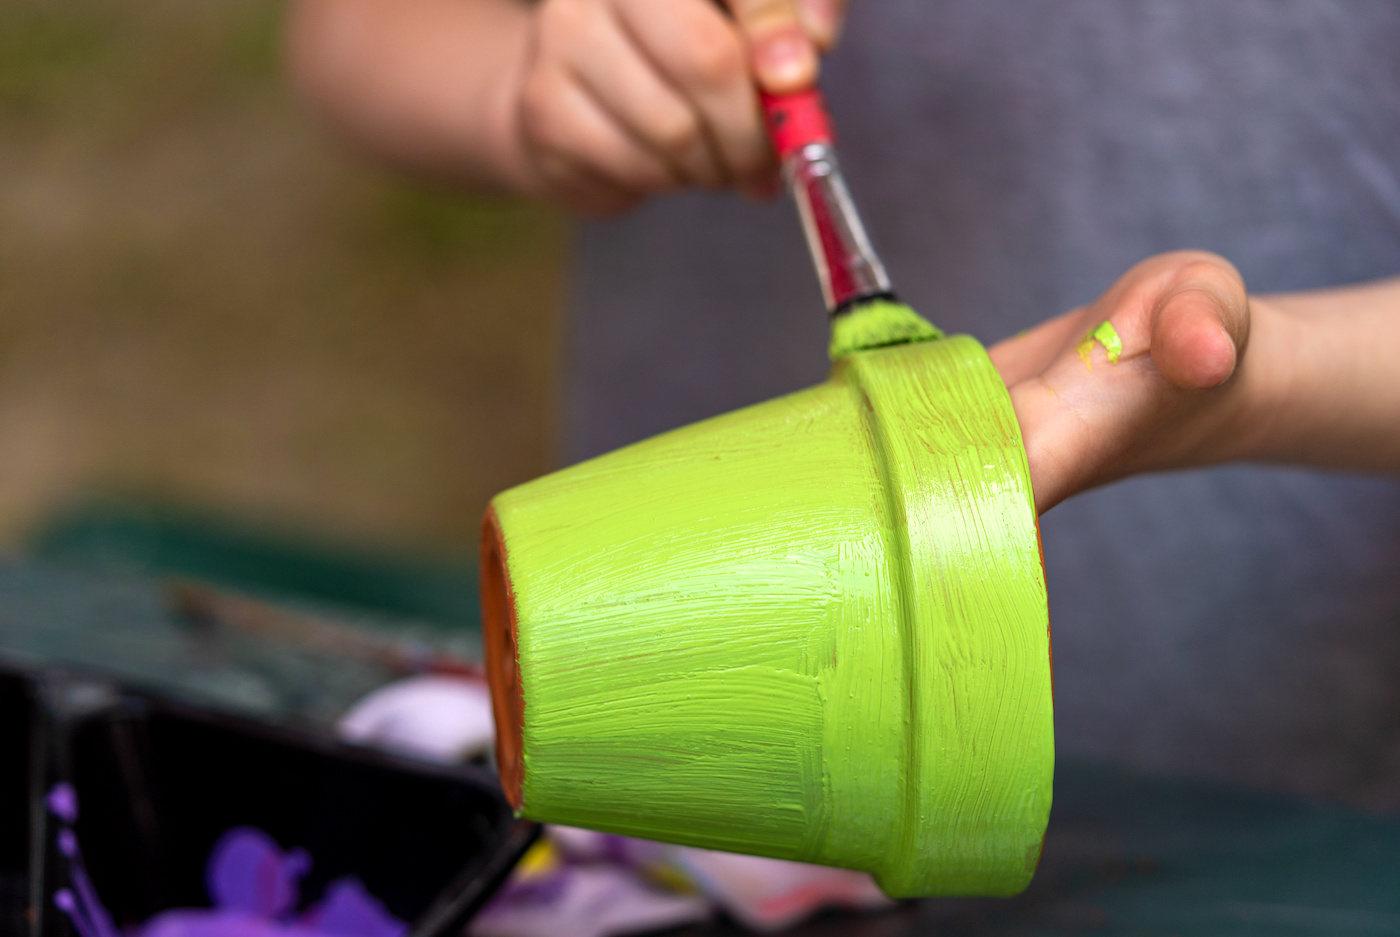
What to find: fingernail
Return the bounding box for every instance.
[754,29,817,92]
[797,0,840,47]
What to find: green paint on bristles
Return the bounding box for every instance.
[828,297,943,360]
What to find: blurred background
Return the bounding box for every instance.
[0,0,565,566]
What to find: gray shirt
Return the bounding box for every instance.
[564,1,1400,808]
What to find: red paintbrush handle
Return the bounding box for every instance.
[760,88,892,312]
[760,89,834,164]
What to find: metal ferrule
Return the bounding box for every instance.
[782,142,892,312]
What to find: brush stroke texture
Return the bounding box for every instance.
[491,335,1051,898]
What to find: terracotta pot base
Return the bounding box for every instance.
[480,508,523,811]
[478,336,1053,897]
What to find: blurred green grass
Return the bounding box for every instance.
[0,0,567,555]
[0,5,114,106]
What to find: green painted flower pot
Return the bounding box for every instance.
[481,335,1052,898]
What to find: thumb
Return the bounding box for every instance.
[1149,255,1250,390]
[725,0,822,93]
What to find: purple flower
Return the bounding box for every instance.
[47,783,79,824]
[206,828,311,919]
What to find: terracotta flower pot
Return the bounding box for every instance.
[481,335,1052,898]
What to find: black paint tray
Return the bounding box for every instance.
[7,666,533,937]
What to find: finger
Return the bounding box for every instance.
[566,4,727,187]
[617,0,773,185]
[988,307,1092,385]
[795,0,849,51]
[534,153,645,215]
[1062,250,1242,372]
[1151,291,1239,389]
[1010,252,1252,514]
[740,172,783,201]
[1149,254,1249,389]
[1006,381,1109,517]
[520,66,678,197]
[724,0,819,92]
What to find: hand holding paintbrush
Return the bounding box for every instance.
[289,0,846,213]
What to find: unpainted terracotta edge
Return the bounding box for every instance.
[480,505,524,811]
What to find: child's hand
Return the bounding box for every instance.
[989,251,1253,514]
[511,0,845,214]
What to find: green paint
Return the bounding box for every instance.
[828,297,942,360]
[1077,320,1122,365]
[486,336,1052,898]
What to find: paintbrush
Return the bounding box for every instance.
[761,89,941,358]
[168,580,483,679]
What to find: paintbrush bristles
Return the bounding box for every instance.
[829,298,943,360]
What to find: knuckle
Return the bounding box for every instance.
[627,155,676,192]
[1163,249,1231,278]
[1140,250,1246,304]
[730,140,774,178]
[1179,257,1225,282]
[1180,254,1244,292]
[517,77,558,145]
[520,102,582,166]
[530,151,580,198]
[653,110,702,154]
[535,0,610,59]
[537,0,591,36]
[685,22,745,85]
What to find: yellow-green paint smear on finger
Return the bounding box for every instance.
[1077,320,1122,365]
